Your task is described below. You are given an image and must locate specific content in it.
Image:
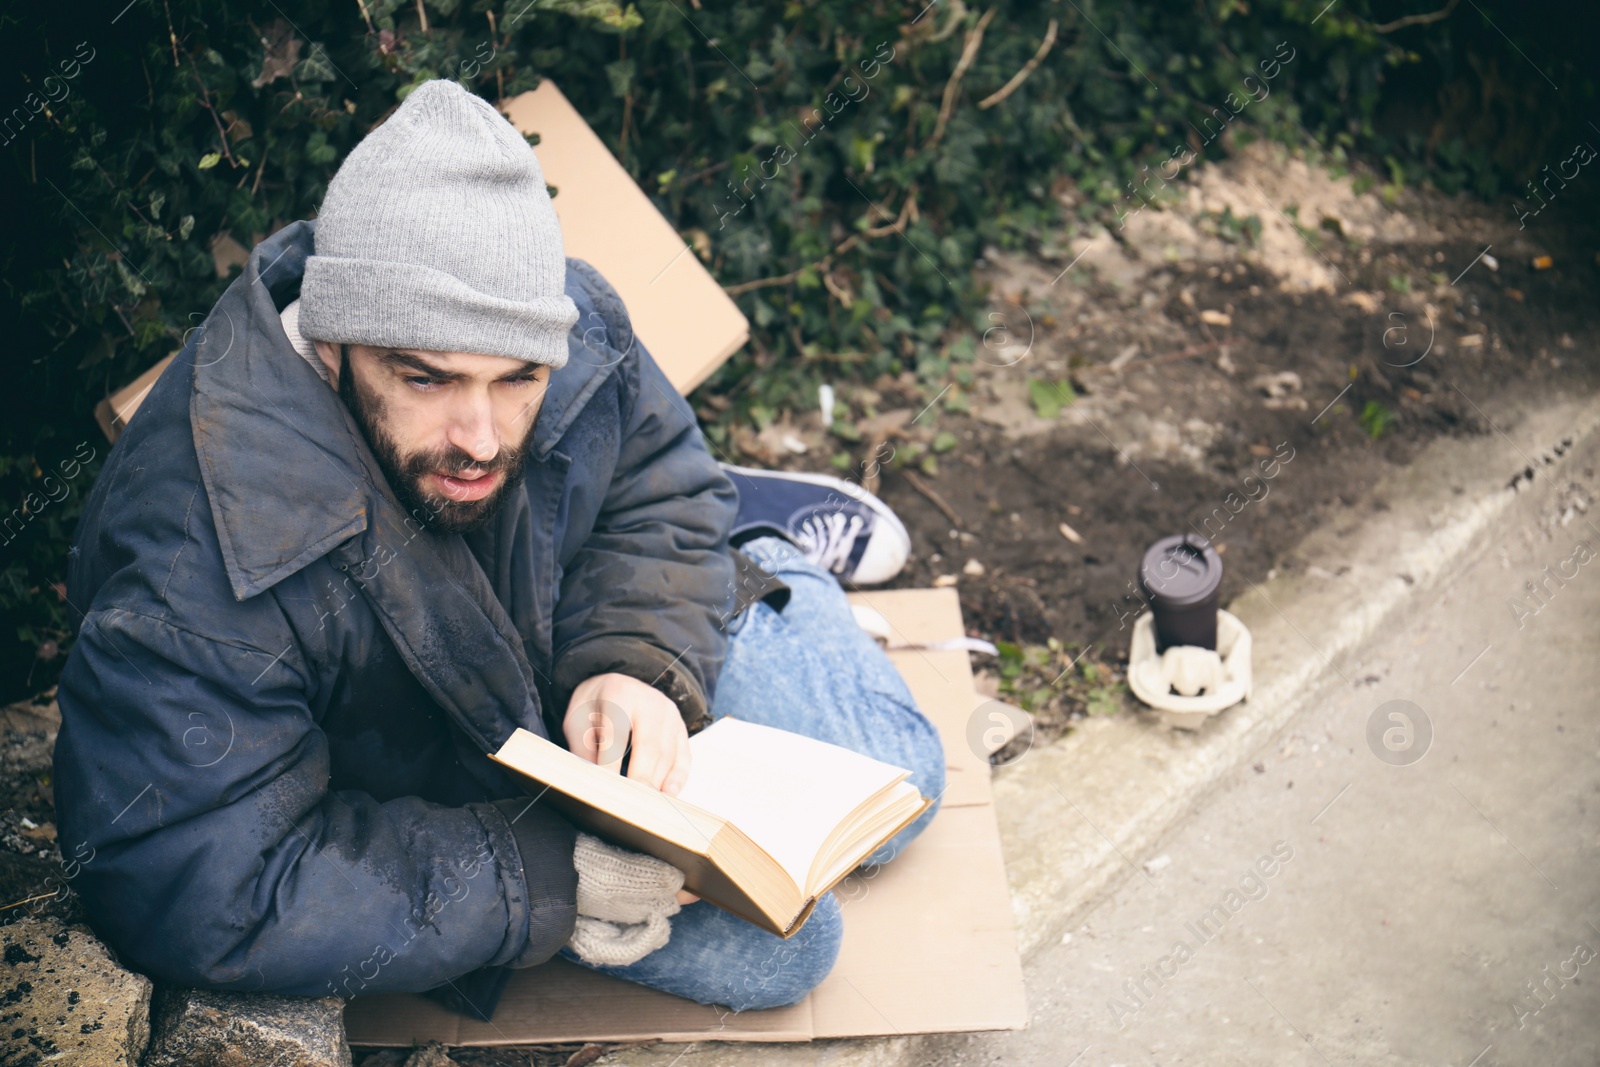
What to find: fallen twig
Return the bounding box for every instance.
[902,470,963,528]
[0,891,57,914]
[863,438,887,497]
[563,1043,652,1067]
[978,19,1059,109]
[1082,339,1223,372]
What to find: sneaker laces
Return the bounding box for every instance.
[792,510,867,574]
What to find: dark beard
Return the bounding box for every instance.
[337,347,529,534]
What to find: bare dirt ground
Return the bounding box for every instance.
[728,140,1599,748]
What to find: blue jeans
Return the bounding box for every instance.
[557,537,946,1011]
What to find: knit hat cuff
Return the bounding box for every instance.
[298,253,577,367]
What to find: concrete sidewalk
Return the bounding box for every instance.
[927,421,1600,1065]
[597,389,1600,1067]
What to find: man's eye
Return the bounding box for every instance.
[406,376,444,391]
[506,376,543,387]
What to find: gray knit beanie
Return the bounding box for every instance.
[299,79,577,366]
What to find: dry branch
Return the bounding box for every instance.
[903,470,964,527]
[978,19,1059,109]
[1372,0,1460,33]
[723,192,919,296]
[926,7,997,149]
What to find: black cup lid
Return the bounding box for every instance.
[1138,533,1223,608]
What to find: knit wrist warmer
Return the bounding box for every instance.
[567,832,684,967]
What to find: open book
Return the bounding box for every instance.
[491,718,934,937]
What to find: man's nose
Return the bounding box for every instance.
[446,401,499,464]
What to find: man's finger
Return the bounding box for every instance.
[627,718,678,791]
[663,730,692,796]
[567,696,632,770]
[564,718,596,762]
[626,741,666,790]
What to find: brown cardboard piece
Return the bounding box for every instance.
[95,352,174,444]
[856,588,994,810]
[499,82,749,396]
[345,588,1027,1046]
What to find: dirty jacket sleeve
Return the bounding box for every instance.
[53,603,576,995]
[547,267,739,736]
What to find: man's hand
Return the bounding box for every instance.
[564,674,700,904]
[563,673,692,796]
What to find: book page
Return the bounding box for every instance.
[673,718,911,890]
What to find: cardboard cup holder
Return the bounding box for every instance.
[1127,608,1254,730]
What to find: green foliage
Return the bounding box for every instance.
[1358,400,1396,439]
[1028,378,1077,419]
[995,638,1124,718]
[1198,206,1264,247]
[994,641,1051,712]
[1,0,1593,703]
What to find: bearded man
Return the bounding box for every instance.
[54,79,942,1021]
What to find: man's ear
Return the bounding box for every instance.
[312,339,342,385]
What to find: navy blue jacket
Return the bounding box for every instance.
[53,220,739,998]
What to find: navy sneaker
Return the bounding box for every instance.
[721,464,912,585]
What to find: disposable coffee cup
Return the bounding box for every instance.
[1138,533,1223,652]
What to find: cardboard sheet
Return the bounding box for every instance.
[500,82,749,395]
[847,588,993,809]
[95,352,174,443]
[811,805,1028,1038]
[346,587,1027,1046]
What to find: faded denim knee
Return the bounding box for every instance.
[859,692,947,868]
[561,889,845,1011]
[715,892,844,1011]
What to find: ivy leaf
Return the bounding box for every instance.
[295,44,337,83]
[304,130,338,166]
[849,134,876,174]
[1028,378,1076,419]
[250,18,301,89]
[197,152,222,171]
[604,58,636,98]
[114,259,147,300]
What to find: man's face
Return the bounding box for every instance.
[315,341,552,534]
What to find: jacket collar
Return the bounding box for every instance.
[191,221,373,602]
[190,220,614,602]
